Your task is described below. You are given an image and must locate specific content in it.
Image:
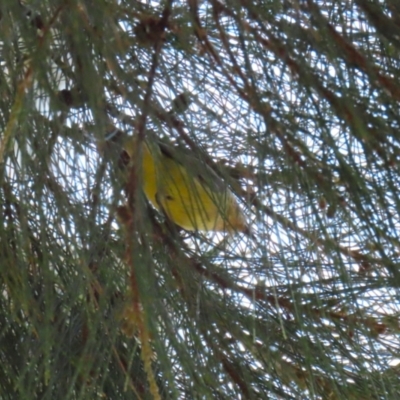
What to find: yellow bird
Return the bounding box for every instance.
[124,134,249,234]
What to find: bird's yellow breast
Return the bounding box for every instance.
[140,142,246,232]
[123,136,247,233]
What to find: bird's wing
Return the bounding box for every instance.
[156,140,226,194]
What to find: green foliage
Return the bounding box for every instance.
[0,0,400,398]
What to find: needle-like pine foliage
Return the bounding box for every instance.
[1,1,400,399]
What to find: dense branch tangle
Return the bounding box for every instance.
[0,0,400,399]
